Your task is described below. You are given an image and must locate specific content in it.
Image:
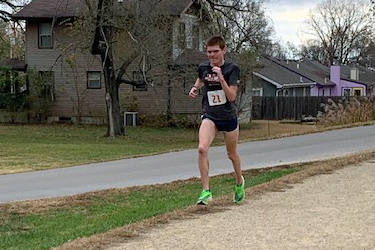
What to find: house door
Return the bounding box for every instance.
[353,87,364,96]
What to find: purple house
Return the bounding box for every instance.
[311,65,367,96]
[253,57,370,97]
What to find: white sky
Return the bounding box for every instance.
[264,0,325,46]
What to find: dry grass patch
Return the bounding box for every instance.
[240,120,318,140]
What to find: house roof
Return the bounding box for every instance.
[253,57,317,88]
[339,64,375,85]
[0,59,27,72]
[266,57,335,87]
[127,0,193,16]
[12,0,194,20]
[12,0,85,19]
[254,56,375,89]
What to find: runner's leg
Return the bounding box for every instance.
[224,126,242,185]
[198,118,217,190]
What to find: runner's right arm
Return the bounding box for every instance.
[189,78,204,99]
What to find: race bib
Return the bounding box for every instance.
[207,90,227,106]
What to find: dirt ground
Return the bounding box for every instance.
[106,161,375,250]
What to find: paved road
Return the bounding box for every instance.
[1,125,375,203]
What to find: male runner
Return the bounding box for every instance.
[189,35,245,205]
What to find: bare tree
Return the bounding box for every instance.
[84,0,274,136]
[0,0,27,21]
[303,0,373,65]
[88,0,179,136]
[0,0,27,60]
[202,0,274,53]
[300,39,328,62]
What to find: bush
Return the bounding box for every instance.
[318,96,375,126]
[0,92,29,111]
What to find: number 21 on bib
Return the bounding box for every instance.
[207,90,227,106]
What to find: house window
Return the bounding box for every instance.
[177,22,186,49]
[192,25,200,50]
[39,71,54,100]
[87,71,101,89]
[132,71,147,91]
[38,23,53,49]
[252,88,263,96]
[343,88,351,97]
[353,87,363,96]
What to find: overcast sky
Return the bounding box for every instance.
[264,0,325,46]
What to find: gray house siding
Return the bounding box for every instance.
[252,77,277,96]
[22,6,203,124]
[25,20,107,123]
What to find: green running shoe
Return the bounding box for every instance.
[197,189,212,205]
[234,175,245,204]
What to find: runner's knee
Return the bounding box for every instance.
[227,151,238,161]
[198,145,209,156]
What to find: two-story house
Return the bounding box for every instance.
[12,0,208,124]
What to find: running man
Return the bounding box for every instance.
[189,35,245,205]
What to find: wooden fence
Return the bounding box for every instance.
[251,96,354,120]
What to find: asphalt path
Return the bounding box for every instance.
[1,125,375,203]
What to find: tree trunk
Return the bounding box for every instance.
[101,48,124,137]
[96,0,124,137]
[166,79,172,121]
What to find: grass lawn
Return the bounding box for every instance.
[0,120,318,174]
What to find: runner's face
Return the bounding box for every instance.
[206,45,226,66]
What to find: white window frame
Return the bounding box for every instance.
[252,88,263,96]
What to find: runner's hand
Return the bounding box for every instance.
[189,86,198,99]
[212,66,224,82]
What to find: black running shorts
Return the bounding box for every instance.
[202,115,238,132]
